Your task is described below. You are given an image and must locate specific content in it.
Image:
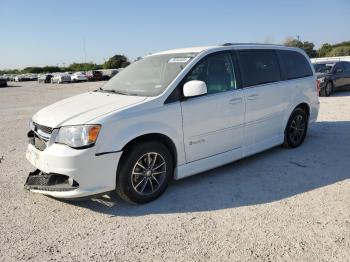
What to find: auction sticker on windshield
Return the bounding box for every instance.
[168,57,191,63]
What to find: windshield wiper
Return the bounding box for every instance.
[97,88,128,95]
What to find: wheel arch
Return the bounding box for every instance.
[120,133,178,168]
[283,101,311,133]
[295,102,310,118]
[283,102,310,148]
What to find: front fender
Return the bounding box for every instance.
[94,103,186,165]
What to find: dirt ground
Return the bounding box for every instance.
[0,81,349,261]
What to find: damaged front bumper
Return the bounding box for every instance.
[24,169,79,192]
[25,140,122,199]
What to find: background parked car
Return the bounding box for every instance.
[86,70,103,81]
[38,74,53,83]
[15,75,29,82]
[71,72,87,82]
[313,61,350,96]
[51,73,71,84]
[6,75,16,82]
[98,69,119,80]
[28,74,38,81]
[14,74,38,82]
[0,77,7,87]
[1,74,12,81]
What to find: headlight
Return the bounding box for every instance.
[318,77,325,83]
[56,125,101,148]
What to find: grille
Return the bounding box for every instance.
[35,123,53,135]
[24,170,79,192]
[26,173,51,186]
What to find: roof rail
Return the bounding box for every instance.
[221,43,286,47]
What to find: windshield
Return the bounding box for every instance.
[101,53,197,96]
[313,63,334,73]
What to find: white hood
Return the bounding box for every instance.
[33,92,146,127]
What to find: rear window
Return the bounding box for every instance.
[278,50,313,80]
[238,50,281,87]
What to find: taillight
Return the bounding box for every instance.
[316,79,320,95]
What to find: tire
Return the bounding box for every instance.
[325,82,333,96]
[116,141,173,204]
[283,108,308,148]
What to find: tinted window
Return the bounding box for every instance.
[344,62,350,71]
[238,50,281,87]
[184,52,237,94]
[333,63,344,73]
[313,63,334,74]
[279,50,313,80]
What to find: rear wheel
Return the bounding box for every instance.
[283,108,308,148]
[116,142,173,204]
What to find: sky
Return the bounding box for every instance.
[1,0,349,69]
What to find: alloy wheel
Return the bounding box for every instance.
[288,114,306,145]
[131,152,167,196]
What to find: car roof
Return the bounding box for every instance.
[313,61,338,65]
[150,43,303,56]
[151,46,219,55]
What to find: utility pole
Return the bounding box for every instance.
[296,35,300,41]
[83,37,87,64]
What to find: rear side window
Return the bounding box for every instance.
[278,50,313,80]
[344,62,350,71]
[238,50,281,87]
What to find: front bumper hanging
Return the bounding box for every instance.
[24,169,79,192]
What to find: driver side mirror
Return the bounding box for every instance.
[183,80,207,98]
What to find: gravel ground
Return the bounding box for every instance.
[0,81,349,262]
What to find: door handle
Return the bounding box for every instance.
[229,97,242,104]
[247,94,259,100]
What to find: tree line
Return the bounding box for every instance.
[283,38,350,58]
[0,54,130,75]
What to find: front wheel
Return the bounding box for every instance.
[116,142,173,204]
[283,108,308,148]
[324,82,333,96]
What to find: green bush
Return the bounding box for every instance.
[103,55,130,69]
[67,63,101,72]
[327,46,350,57]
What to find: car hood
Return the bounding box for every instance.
[315,72,328,78]
[32,91,146,127]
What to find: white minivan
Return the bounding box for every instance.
[25,44,319,203]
